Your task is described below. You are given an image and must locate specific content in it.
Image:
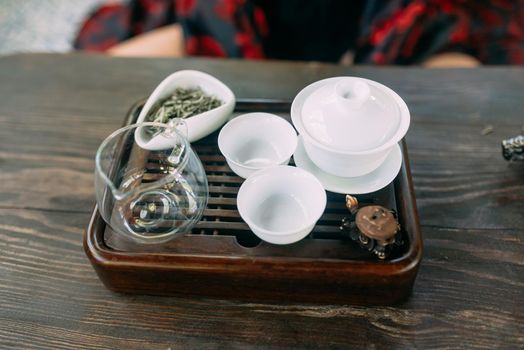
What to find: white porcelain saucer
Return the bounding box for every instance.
[293,135,402,194]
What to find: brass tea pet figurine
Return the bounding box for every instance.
[340,195,402,259]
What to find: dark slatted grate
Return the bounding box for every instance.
[103,103,406,260]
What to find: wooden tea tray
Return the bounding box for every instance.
[84,100,422,305]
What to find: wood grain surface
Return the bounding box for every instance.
[0,53,523,349]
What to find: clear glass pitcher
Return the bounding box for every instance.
[95,121,208,244]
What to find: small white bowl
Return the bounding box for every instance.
[218,113,297,179]
[136,70,235,148]
[237,166,326,245]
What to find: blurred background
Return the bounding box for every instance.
[0,0,105,55]
[1,0,523,67]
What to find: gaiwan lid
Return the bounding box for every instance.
[297,77,405,152]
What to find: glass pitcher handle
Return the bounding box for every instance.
[166,118,188,166]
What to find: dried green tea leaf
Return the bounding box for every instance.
[147,87,223,123]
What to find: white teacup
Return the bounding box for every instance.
[237,165,326,245]
[218,113,297,178]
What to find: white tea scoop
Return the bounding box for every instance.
[136,70,235,149]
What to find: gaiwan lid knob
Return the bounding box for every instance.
[300,77,402,152]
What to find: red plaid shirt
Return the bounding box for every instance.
[75,0,524,64]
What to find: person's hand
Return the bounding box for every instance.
[107,24,184,57]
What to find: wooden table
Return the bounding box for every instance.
[0,53,522,349]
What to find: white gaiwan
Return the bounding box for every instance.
[136,70,235,149]
[291,77,410,177]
